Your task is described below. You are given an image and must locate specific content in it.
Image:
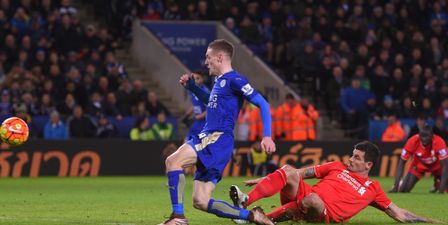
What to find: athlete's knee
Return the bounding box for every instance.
[192,195,210,211]
[283,166,301,184]
[302,193,323,209]
[165,154,176,169]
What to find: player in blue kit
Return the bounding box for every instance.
[158,39,276,225]
[184,72,209,141]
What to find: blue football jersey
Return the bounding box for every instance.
[201,70,259,133]
[190,85,209,118]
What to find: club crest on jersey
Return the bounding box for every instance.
[241,84,254,95]
[440,149,447,157]
[220,80,226,87]
[364,180,372,187]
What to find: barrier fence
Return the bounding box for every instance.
[0,140,407,177]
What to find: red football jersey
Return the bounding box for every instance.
[312,162,391,223]
[401,134,448,166]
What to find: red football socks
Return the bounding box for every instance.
[246,168,287,206]
[267,201,299,222]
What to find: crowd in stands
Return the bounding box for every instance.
[3,0,448,141]
[137,0,448,140]
[236,93,319,141]
[0,0,174,140]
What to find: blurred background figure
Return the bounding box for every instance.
[130,116,154,140]
[184,71,208,141]
[43,111,68,140]
[152,112,174,140]
[96,115,118,138]
[247,141,277,176]
[381,113,405,142]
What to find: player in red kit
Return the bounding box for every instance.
[229,141,440,223]
[390,125,448,193]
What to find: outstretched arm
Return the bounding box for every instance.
[248,94,275,154]
[180,74,210,104]
[391,158,406,192]
[384,203,441,223]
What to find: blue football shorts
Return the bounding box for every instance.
[187,131,234,184]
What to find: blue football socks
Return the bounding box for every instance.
[167,170,186,215]
[207,198,250,219]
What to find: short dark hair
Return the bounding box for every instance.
[419,124,433,135]
[208,39,234,58]
[354,141,380,166]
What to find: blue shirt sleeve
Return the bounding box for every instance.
[185,78,210,104]
[229,76,259,100]
[248,94,272,137]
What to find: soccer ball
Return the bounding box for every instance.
[0,117,29,146]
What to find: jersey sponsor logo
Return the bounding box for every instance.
[220,80,226,87]
[241,84,254,96]
[337,170,366,196]
[207,94,218,108]
[439,149,447,157]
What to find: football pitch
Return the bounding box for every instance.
[0,177,446,225]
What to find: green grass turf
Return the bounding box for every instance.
[0,177,446,225]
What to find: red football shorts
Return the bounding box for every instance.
[408,161,442,179]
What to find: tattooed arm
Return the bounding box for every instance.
[297,166,316,179]
[384,203,441,223]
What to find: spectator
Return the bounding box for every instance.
[66,105,97,138]
[59,0,77,16]
[399,96,418,119]
[53,14,81,55]
[86,92,104,117]
[105,51,128,83]
[163,1,182,20]
[152,111,175,140]
[235,101,254,141]
[381,113,405,142]
[142,4,162,20]
[116,79,133,115]
[420,97,436,119]
[36,93,56,116]
[437,98,448,120]
[409,115,426,137]
[10,8,30,36]
[291,97,319,141]
[433,116,448,140]
[325,66,346,124]
[103,92,122,120]
[96,115,118,138]
[130,116,154,140]
[374,95,399,120]
[340,78,375,139]
[133,101,149,117]
[274,93,297,140]
[58,93,76,117]
[82,24,100,54]
[145,91,170,117]
[247,141,278,176]
[130,79,148,106]
[43,111,68,140]
[0,90,12,117]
